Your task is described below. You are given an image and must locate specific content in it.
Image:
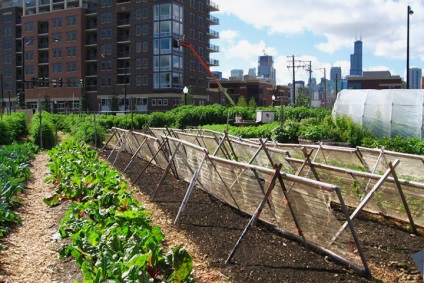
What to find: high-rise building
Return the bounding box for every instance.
[230,69,243,79]
[0,0,220,112]
[257,55,276,83]
[409,68,422,89]
[248,68,256,77]
[350,40,363,76]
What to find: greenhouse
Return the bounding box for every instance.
[332,89,424,139]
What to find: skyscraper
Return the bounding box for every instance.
[350,40,363,76]
[231,69,244,79]
[0,0,220,111]
[409,68,423,89]
[258,55,276,83]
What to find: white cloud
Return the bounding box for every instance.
[215,0,424,60]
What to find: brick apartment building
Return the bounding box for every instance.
[0,0,220,112]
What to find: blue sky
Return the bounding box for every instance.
[210,0,424,85]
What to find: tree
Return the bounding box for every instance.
[237,96,248,107]
[110,94,119,112]
[296,90,311,107]
[248,97,257,108]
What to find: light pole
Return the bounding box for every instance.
[271,94,276,107]
[183,86,188,105]
[406,5,413,89]
[101,54,128,111]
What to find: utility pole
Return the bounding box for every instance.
[303,61,313,105]
[287,55,303,106]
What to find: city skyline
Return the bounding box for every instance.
[211,0,424,86]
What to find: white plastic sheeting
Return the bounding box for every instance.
[332,89,424,138]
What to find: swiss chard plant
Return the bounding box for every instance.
[45,141,193,282]
[0,142,37,247]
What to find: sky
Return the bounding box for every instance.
[209,0,424,86]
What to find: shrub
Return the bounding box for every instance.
[272,120,300,143]
[0,112,28,145]
[28,111,56,149]
[72,120,106,147]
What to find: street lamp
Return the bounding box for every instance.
[101,54,128,111]
[271,94,276,107]
[406,5,413,89]
[183,86,188,105]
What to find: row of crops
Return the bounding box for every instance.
[0,143,38,249]
[43,141,193,282]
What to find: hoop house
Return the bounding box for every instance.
[332,89,424,138]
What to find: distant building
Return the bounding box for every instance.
[258,55,276,83]
[212,71,223,80]
[230,69,244,79]
[346,71,402,89]
[209,78,289,106]
[350,40,363,76]
[330,67,342,81]
[248,68,256,77]
[409,68,422,89]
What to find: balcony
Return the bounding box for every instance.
[206,43,219,52]
[207,15,219,25]
[208,58,219,66]
[206,0,219,11]
[207,29,219,39]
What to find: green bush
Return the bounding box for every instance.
[29,111,56,149]
[72,120,106,147]
[272,120,300,143]
[0,112,28,145]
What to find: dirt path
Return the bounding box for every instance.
[0,152,81,283]
[0,151,226,283]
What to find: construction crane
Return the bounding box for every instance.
[173,37,236,107]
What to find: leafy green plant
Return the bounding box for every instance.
[0,143,37,247]
[45,141,193,282]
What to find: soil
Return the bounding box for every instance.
[1,148,423,283]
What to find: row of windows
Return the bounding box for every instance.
[153,21,183,38]
[153,4,183,23]
[52,16,77,28]
[153,72,183,89]
[47,62,77,73]
[99,75,148,87]
[189,0,204,12]
[189,28,205,42]
[189,13,205,27]
[153,55,183,72]
[52,47,77,58]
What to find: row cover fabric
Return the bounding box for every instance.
[332,89,424,139]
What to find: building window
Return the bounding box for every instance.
[189,28,195,39]
[53,48,62,58]
[136,75,142,86]
[152,99,156,106]
[160,38,171,54]
[136,41,142,52]
[3,40,12,50]
[160,4,171,20]
[66,31,77,41]
[52,18,62,28]
[136,58,142,69]
[100,44,112,56]
[66,15,77,26]
[66,62,77,72]
[100,13,112,24]
[143,41,148,52]
[24,22,34,32]
[136,25,142,36]
[3,26,12,36]
[142,58,148,69]
[52,63,62,73]
[143,75,148,85]
[142,24,148,35]
[160,55,171,71]
[66,46,77,57]
[163,99,168,106]
[101,60,112,71]
[157,99,162,106]
[100,0,112,8]
[100,28,112,39]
